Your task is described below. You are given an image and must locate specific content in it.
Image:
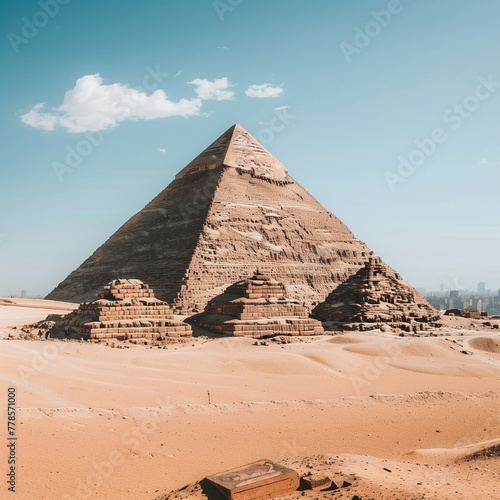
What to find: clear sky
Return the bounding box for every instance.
[0,0,499,297]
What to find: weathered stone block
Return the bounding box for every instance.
[206,459,299,500]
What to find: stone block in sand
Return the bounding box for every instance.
[206,459,299,500]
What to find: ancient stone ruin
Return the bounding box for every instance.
[206,459,299,500]
[49,279,192,339]
[47,124,376,313]
[312,256,439,329]
[445,308,482,319]
[192,271,324,337]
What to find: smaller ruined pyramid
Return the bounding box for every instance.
[193,271,324,337]
[49,279,191,340]
[311,256,438,325]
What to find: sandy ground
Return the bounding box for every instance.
[0,298,77,328]
[0,298,499,499]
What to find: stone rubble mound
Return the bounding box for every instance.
[312,256,439,328]
[192,271,324,337]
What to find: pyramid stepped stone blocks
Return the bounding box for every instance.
[47,124,376,313]
[192,271,324,338]
[312,256,439,328]
[50,279,191,340]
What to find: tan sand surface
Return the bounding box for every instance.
[0,300,499,499]
[0,297,77,328]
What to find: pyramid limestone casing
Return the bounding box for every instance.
[47,125,375,313]
[311,256,439,324]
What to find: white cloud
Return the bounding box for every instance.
[478,159,500,166]
[157,147,167,153]
[20,102,59,131]
[188,77,235,101]
[273,105,289,112]
[245,83,284,98]
[20,74,233,134]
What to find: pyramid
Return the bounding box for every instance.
[47,124,376,313]
[192,271,324,337]
[311,256,439,325]
[49,278,192,339]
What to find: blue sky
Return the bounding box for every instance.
[0,0,499,297]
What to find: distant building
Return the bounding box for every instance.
[450,290,459,298]
[21,289,27,298]
[478,282,486,294]
[445,309,481,319]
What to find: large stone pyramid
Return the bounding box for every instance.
[47,124,375,313]
[311,256,439,325]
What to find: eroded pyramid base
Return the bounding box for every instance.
[192,271,324,338]
[193,314,324,338]
[312,256,439,329]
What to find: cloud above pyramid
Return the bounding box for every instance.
[245,83,284,98]
[20,74,229,133]
[20,74,285,134]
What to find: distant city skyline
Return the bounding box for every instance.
[1,0,499,297]
[417,282,500,295]
[425,286,500,314]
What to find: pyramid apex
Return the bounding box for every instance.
[175,123,288,181]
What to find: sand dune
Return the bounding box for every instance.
[0,297,77,328]
[3,332,500,408]
[469,336,500,354]
[410,437,500,463]
[1,301,499,499]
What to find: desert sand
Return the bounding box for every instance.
[1,298,499,499]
